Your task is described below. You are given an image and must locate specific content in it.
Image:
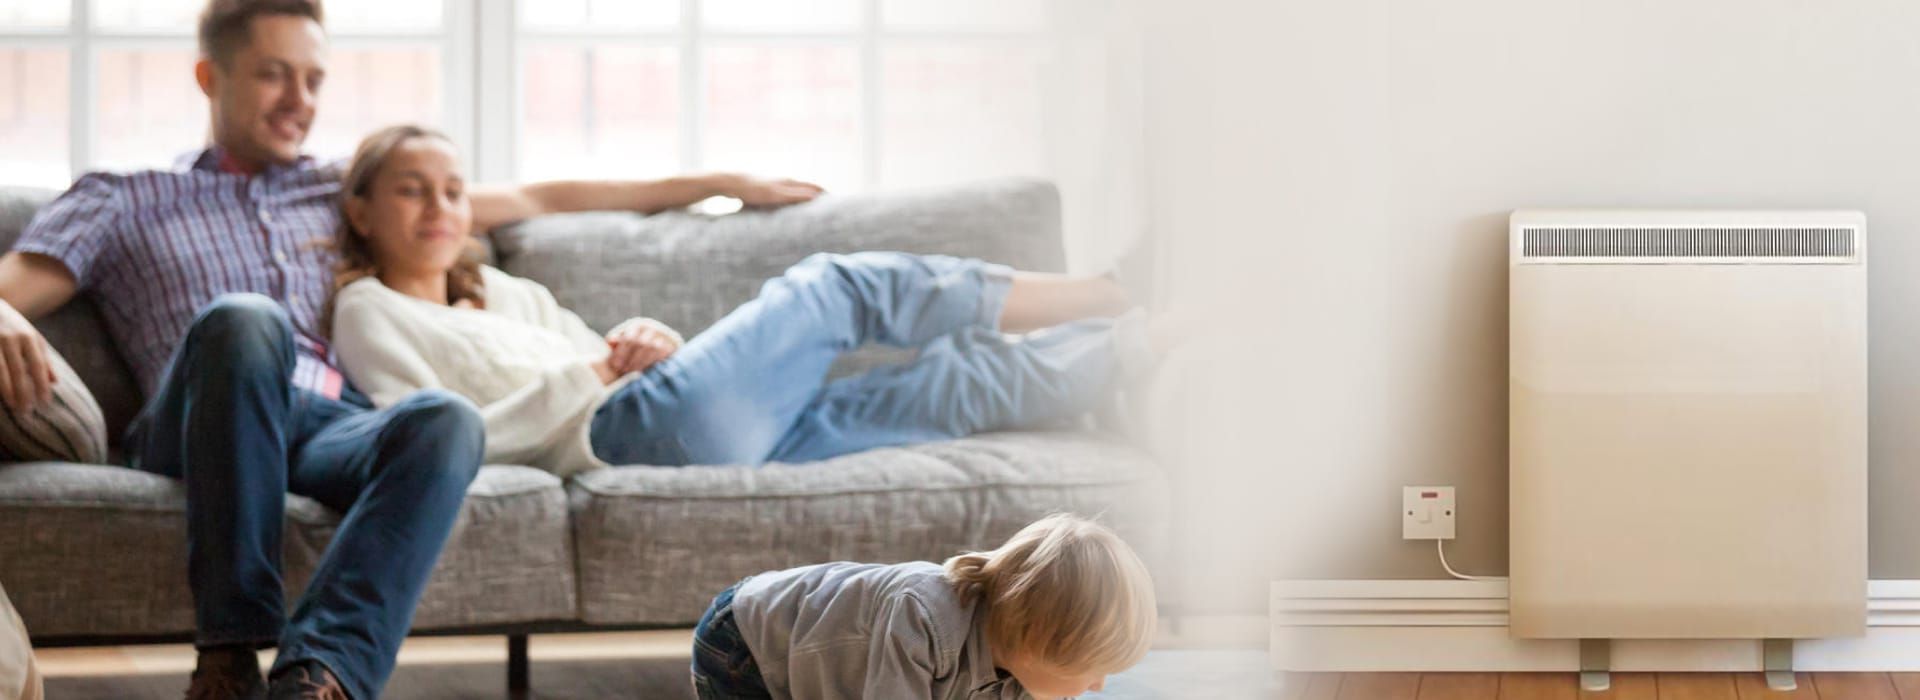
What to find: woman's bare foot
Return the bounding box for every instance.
[998,273,1133,332]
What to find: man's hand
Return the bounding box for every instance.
[717,174,825,209]
[604,318,683,378]
[0,301,55,412]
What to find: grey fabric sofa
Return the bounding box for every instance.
[0,179,1169,682]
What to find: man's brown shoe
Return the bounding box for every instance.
[266,660,350,700]
[185,646,266,700]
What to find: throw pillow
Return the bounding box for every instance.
[0,343,107,464]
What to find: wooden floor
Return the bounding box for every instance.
[1287,673,1920,700]
[34,631,695,678]
[40,644,1270,698]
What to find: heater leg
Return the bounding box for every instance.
[507,634,530,698]
[1764,638,1796,691]
[1579,638,1611,692]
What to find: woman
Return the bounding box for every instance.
[329,125,1163,476]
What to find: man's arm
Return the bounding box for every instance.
[0,252,80,411]
[468,172,825,235]
[0,253,78,321]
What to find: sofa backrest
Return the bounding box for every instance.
[0,177,1066,447]
[489,178,1065,335]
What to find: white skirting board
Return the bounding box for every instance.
[1272,580,1920,672]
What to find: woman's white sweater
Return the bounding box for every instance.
[330,266,671,476]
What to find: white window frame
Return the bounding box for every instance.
[1,0,1067,191]
[485,0,1058,188]
[0,0,474,182]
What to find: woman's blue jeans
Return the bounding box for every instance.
[588,252,1127,466]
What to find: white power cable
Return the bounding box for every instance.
[1437,539,1504,581]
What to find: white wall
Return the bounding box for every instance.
[1144,0,1920,613]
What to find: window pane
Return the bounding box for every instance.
[520,45,678,181]
[0,0,69,29]
[703,0,860,32]
[95,48,206,171]
[94,0,439,33]
[705,46,860,191]
[0,49,68,186]
[96,46,443,169]
[882,0,1047,32]
[90,0,199,31]
[322,0,442,32]
[881,45,1045,186]
[522,0,677,31]
[306,47,444,161]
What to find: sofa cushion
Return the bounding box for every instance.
[567,431,1169,625]
[283,464,580,630]
[0,463,576,637]
[0,187,145,444]
[0,343,107,464]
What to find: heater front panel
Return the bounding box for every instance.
[1509,263,1866,639]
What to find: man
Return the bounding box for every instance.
[0,1,821,698]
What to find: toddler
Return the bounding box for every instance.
[691,513,1157,699]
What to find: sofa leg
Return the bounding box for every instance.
[507,634,530,697]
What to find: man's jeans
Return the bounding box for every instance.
[125,294,484,700]
[589,252,1129,466]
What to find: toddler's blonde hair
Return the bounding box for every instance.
[943,513,1156,674]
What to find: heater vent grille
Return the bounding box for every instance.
[1521,227,1855,260]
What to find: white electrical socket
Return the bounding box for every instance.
[1402,486,1456,540]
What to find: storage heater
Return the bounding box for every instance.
[1508,210,1867,683]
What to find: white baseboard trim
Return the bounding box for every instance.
[1156,614,1271,649]
[1272,580,1920,672]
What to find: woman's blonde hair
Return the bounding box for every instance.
[323,124,487,337]
[943,513,1157,674]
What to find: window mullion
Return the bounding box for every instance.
[474,0,516,182]
[860,0,880,190]
[442,0,478,181]
[679,0,702,173]
[68,0,92,178]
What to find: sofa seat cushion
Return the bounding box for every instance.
[567,430,1169,625]
[0,463,576,637]
[284,464,580,630]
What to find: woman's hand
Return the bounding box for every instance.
[604,318,682,377]
[589,357,620,385]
